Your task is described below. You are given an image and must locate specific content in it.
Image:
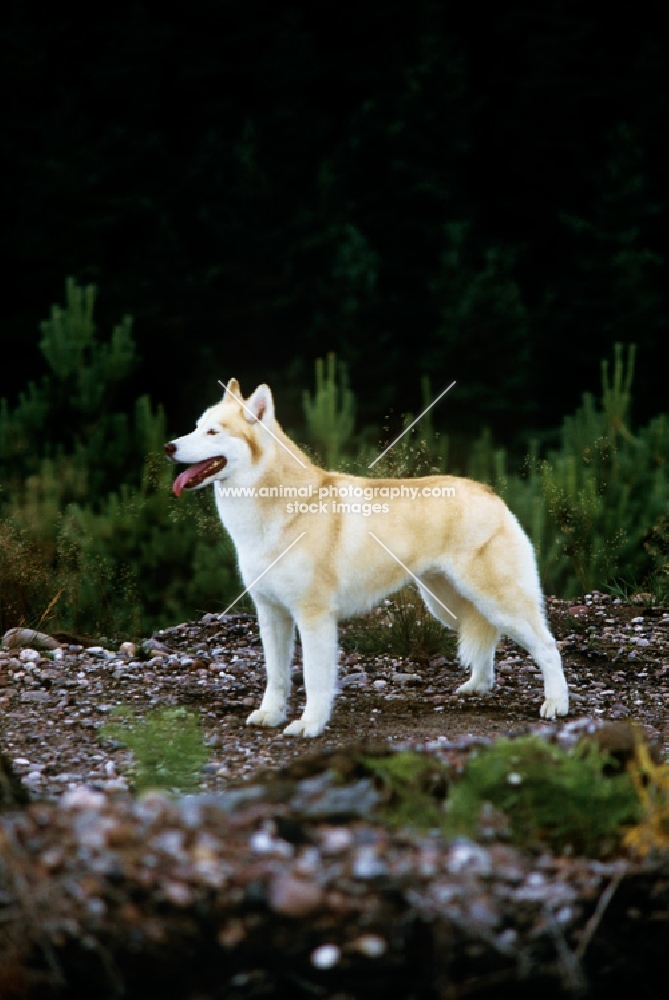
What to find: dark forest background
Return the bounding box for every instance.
[1,0,668,637]
[2,0,667,443]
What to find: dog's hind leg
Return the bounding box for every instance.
[419,575,500,694]
[497,612,568,719]
[247,598,294,728]
[447,574,568,718]
[454,612,500,694]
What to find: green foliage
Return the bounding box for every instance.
[362,738,642,857]
[0,279,242,638]
[1,278,139,498]
[360,374,450,478]
[444,736,641,856]
[341,586,456,662]
[361,751,450,830]
[39,277,135,392]
[340,343,667,602]
[302,352,356,469]
[0,521,60,634]
[2,282,667,643]
[100,706,208,794]
[458,344,669,598]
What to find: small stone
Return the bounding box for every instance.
[19,648,40,662]
[60,787,106,810]
[162,881,193,906]
[447,839,492,876]
[218,919,246,948]
[351,934,387,958]
[3,628,60,650]
[320,827,353,854]
[311,943,340,969]
[352,845,386,879]
[391,672,422,686]
[269,874,323,916]
[341,671,368,688]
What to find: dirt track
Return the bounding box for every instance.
[1,591,667,797]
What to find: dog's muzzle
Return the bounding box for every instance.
[164,443,228,496]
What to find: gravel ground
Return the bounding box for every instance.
[1,591,668,998]
[1,590,667,798]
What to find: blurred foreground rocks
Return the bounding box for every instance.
[1,745,668,1000]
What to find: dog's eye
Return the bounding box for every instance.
[206,429,218,436]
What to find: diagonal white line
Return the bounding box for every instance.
[219,531,307,616]
[368,531,457,620]
[368,380,456,469]
[218,379,308,469]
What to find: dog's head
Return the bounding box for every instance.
[164,379,274,496]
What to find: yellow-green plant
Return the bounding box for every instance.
[623,734,669,857]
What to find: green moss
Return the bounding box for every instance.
[101,706,208,794]
[360,751,451,830]
[360,736,642,857]
[446,736,641,855]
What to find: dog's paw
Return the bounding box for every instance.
[455,678,493,696]
[540,694,569,720]
[282,717,328,738]
[246,707,286,728]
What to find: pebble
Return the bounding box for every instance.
[3,628,60,650]
[19,648,40,662]
[351,934,387,958]
[447,840,492,877]
[60,787,106,810]
[341,671,368,688]
[311,943,341,969]
[352,845,387,879]
[269,873,323,916]
[391,672,422,686]
[320,827,353,854]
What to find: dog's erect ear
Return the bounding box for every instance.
[244,384,274,424]
[222,378,241,402]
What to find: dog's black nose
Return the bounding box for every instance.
[164,442,176,458]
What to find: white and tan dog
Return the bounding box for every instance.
[165,380,568,737]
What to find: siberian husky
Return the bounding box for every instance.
[165,379,569,737]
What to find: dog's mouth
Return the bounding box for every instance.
[172,457,227,496]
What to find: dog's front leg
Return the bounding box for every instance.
[283,611,337,737]
[246,599,294,728]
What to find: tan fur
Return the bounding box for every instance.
[166,380,569,736]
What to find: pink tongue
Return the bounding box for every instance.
[172,460,216,497]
